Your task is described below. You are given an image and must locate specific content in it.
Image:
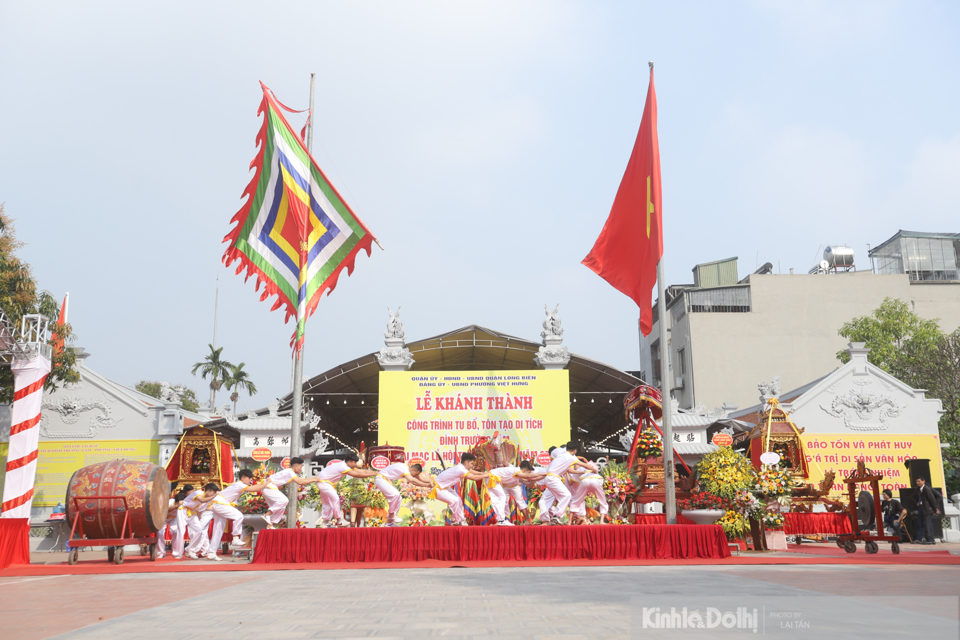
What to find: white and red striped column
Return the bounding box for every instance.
[1,354,52,518]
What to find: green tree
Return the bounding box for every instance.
[0,204,79,403]
[836,297,942,379]
[134,380,200,412]
[224,362,257,414]
[190,344,235,407]
[838,299,960,495]
[897,330,960,495]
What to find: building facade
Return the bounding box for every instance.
[0,350,205,520]
[641,231,960,413]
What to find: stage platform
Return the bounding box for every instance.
[251,524,732,564]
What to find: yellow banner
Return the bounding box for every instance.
[0,440,160,507]
[378,370,570,468]
[800,434,946,498]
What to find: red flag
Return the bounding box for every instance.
[582,66,662,336]
[53,293,68,355]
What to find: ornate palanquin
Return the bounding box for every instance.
[739,398,809,480]
[165,426,235,489]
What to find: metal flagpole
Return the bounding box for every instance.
[656,258,676,524]
[285,73,316,529]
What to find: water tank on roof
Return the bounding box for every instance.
[824,245,855,268]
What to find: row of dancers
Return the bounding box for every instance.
[157,441,609,559]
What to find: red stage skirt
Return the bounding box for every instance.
[252,524,731,564]
[0,518,30,569]
[783,512,852,535]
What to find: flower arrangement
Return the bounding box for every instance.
[734,490,764,520]
[634,428,663,459]
[405,512,429,527]
[677,491,730,512]
[716,509,748,540]
[336,478,388,509]
[762,512,785,530]
[609,515,630,525]
[365,516,385,528]
[398,477,432,501]
[696,447,755,500]
[600,461,635,503]
[237,491,268,515]
[752,467,792,497]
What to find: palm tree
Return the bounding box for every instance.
[191,344,235,407]
[225,362,258,415]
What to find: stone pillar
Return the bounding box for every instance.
[158,401,182,468]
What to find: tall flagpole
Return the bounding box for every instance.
[649,60,675,525]
[285,72,316,529]
[657,259,675,524]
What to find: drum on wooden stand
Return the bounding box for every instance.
[65,459,170,540]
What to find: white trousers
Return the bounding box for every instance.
[317,482,342,522]
[538,486,556,519]
[542,476,571,518]
[488,484,508,521]
[490,484,528,521]
[435,488,464,523]
[507,485,527,510]
[209,503,244,549]
[186,510,213,556]
[374,476,402,521]
[262,488,290,524]
[569,477,608,516]
[157,509,187,558]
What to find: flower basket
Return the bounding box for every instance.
[696,447,755,501]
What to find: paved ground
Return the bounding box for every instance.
[1,565,957,639]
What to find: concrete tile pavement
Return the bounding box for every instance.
[2,565,955,640]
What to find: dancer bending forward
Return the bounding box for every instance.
[317,453,378,528]
[429,453,489,526]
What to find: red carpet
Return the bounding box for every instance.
[251,524,731,564]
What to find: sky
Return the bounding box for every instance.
[1,1,958,412]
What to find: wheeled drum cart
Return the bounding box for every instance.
[835,461,901,555]
[64,459,171,565]
[66,495,159,565]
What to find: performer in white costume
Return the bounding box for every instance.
[316,453,378,528]
[536,447,563,521]
[183,484,218,560]
[374,461,433,526]
[539,442,581,525]
[156,489,188,559]
[429,453,489,525]
[262,457,320,528]
[487,461,544,525]
[208,469,268,554]
[568,459,608,524]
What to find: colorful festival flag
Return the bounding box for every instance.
[582,66,663,336]
[223,82,378,349]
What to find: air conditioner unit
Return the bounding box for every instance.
[674,376,685,389]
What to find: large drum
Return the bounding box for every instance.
[367,445,406,470]
[65,459,170,539]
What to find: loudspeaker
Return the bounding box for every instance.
[903,458,932,485]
